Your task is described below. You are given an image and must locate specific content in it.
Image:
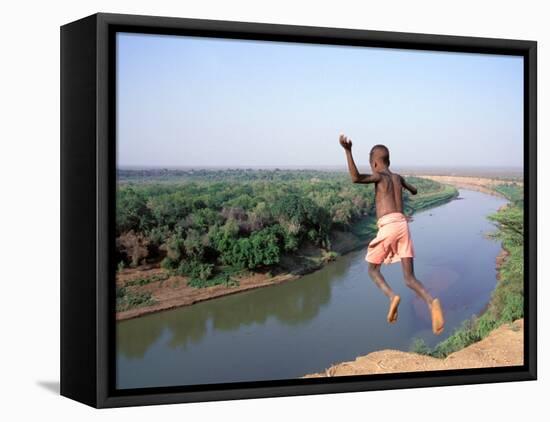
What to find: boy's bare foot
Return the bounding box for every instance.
[387,295,401,324]
[431,298,445,335]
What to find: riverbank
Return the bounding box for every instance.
[303,319,523,377]
[117,226,364,320]
[116,183,458,320]
[410,178,523,358]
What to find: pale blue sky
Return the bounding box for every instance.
[116,32,524,169]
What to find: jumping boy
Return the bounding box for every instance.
[339,134,445,335]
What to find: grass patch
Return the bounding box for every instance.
[116,286,156,312]
[187,273,239,288]
[117,261,125,272]
[124,272,169,287]
[186,266,241,288]
[321,250,339,263]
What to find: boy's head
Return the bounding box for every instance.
[369,144,390,171]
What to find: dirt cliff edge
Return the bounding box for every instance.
[303,319,523,378]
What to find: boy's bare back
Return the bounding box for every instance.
[374,171,402,218]
[374,170,416,219]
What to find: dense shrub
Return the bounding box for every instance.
[116,230,150,267]
[116,170,456,284]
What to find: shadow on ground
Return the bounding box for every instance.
[36,381,60,395]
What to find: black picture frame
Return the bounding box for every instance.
[60,12,537,408]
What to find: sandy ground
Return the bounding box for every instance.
[116,267,301,320]
[303,319,524,377]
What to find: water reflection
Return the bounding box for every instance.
[117,255,350,358]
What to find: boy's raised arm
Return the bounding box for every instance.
[401,175,418,195]
[339,135,380,184]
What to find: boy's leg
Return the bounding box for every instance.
[401,258,444,335]
[368,263,400,323]
[400,258,433,305]
[368,262,395,298]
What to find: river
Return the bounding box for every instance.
[116,189,507,389]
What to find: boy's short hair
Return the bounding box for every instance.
[370,144,390,165]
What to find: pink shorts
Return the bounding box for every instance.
[366,212,415,265]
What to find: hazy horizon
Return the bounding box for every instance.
[117,165,524,180]
[117,33,524,169]
[117,164,523,171]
